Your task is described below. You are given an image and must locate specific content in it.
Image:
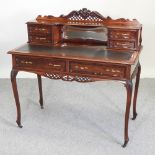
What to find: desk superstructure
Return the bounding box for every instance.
[8,8,142,147]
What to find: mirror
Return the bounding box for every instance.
[62,25,107,45]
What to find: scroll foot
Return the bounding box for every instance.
[16,121,23,128]
[132,113,137,120]
[122,139,129,148]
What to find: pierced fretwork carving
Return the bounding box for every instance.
[74,76,93,82]
[60,8,106,22]
[43,73,93,82]
[44,73,61,80]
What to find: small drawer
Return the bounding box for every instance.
[69,62,125,78]
[108,40,135,49]
[15,56,66,72]
[109,30,136,40]
[29,35,52,44]
[28,25,51,35]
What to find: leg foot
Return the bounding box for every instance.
[16,120,23,128]
[122,138,129,148]
[39,99,44,109]
[132,112,137,120]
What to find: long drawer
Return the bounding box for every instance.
[69,61,126,78]
[14,56,66,72]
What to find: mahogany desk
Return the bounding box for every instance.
[8,8,142,147]
[8,43,141,147]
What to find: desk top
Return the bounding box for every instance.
[8,44,139,65]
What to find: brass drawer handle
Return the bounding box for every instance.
[80,66,88,70]
[35,37,46,40]
[34,28,47,31]
[49,63,61,67]
[106,68,121,73]
[53,64,61,67]
[111,69,121,73]
[113,74,118,77]
[74,66,79,69]
[74,65,88,70]
[21,60,33,64]
[116,42,133,47]
[39,28,46,31]
[115,70,121,73]
[39,37,46,40]
[94,72,103,75]
[105,68,110,72]
[122,33,130,36]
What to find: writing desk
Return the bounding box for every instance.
[8,8,142,147]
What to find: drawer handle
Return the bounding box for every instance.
[35,37,46,40]
[40,38,46,40]
[106,68,121,73]
[34,28,46,31]
[111,69,121,73]
[74,66,88,70]
[94,72,103,75]
[21,60,32,64]
[74,66,79,69]
[113,74,118,77]
[80,66,88,70]
[116,42,133,47]
[122,36,129,39]
[105,68,110,72]
[49,63,61,67]
[39,28,46,31]
[122,33,130,36]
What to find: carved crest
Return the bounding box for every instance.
[60,8,106,21]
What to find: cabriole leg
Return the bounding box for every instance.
[37,74,44,109]
[132,63,141,120]
[122,80,133,147]
[11,69,23,128]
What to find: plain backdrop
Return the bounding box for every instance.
[0,0,155,78]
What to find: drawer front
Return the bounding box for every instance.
[109,30,137,40]
[70,62,125,78]
[29,35,52,44]
[108,40,135,49]
[15,56,66,72]
[28,25,51,35]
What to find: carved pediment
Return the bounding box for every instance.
[60,8,106,21]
